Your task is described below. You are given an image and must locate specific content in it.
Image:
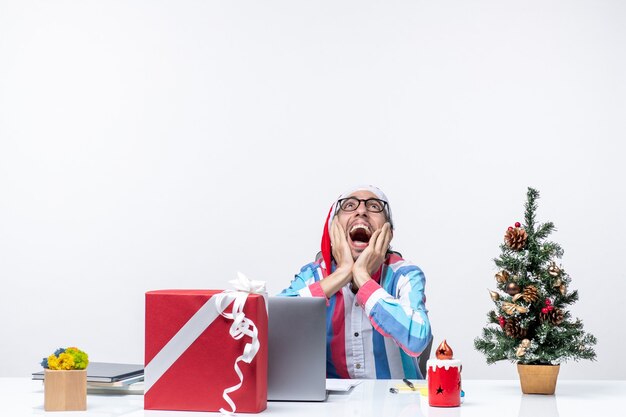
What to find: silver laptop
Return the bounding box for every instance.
[267,296,327,401]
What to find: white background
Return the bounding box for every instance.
[1,0,624,380]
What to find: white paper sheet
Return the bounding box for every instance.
[326,379,363,392]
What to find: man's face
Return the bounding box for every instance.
[335,190,391,260]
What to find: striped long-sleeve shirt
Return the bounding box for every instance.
[279,252,432,379]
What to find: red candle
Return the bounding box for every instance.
[427,340,461,407]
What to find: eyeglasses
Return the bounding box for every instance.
[337,197,387,213]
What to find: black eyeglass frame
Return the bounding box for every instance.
[336,197,388,214]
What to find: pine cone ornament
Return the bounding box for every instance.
[521,285,539,303]
[504,227,528,251]
[540,307,564,325]
[504,318,528,339]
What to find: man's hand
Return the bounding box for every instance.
[352,222,392,289]
[319,218,354,297]
[330,217,354,271]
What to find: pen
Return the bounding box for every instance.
[402,378,415,391]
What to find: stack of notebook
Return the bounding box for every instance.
[32,362,144,394]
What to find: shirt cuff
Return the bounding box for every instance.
[356,280,386,314]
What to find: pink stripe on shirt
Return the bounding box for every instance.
[330,290,349,378]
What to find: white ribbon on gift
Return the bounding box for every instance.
[144,272,266,415]
[213,272,267,415]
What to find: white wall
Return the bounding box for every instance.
[1,0,624,379]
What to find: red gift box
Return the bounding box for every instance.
[144,290,268,413]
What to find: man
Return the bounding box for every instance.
[280,185,432,379]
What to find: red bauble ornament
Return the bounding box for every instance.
[508,226,513,231]
[545,299,552,306]
[515,222,521,227]
[542,307,548,314]
[498,316,505,328]
[547,305,554,311]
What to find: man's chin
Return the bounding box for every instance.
[350,248,365,261]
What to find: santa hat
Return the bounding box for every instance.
[320,185,393,272]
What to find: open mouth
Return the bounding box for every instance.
[349,224,372,247]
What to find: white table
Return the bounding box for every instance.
[1,378,624,417]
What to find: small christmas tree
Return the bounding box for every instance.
[474,188,597,365]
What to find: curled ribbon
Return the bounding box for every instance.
[214,272,267,415]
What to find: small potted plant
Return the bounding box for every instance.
[474,188,596,394]
[41,347,89,411]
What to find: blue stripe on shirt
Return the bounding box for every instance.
[370,302,431,355]
[400,350,419,379]
[372,330,390,378]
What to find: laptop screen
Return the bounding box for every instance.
[267,296,327,401]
